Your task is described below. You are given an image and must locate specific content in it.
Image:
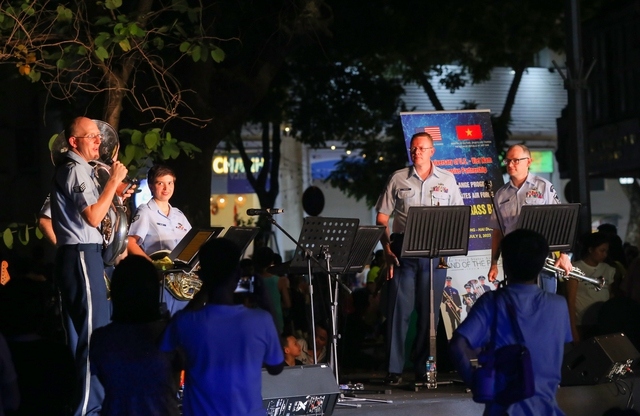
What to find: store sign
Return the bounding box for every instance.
[211,154,266,194]
[212,155,264,175]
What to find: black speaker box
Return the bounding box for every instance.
[561,333,640,386]
[262,364,340,415]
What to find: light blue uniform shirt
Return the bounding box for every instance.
[375,164,465,233]
[128,199,191,254]
[52,151,103,245]
[489,173,560,235]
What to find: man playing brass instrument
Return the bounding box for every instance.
[51,117,134,416]
[487,144,572,292]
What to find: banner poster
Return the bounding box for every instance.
[400,110,505,338]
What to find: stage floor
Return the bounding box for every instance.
[332,372,639,416]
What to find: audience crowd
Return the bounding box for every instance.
[0,224,638,415]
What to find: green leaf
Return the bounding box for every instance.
[95,16,112,25]
[144,132,159,149]
[200,44,209,62]
[122,144,137,166]
[153,37,164,50]
[210,46,225,63]
[179,41,190,53]
[56,5,73,22]
[162,142,180,159]
[128,23,145,37]
[48,134,58,151]
[113,23,124,35]
[191,45,201,62]
[95,46,109,62]
[119,39,131,52]
[94,33,110,48]
[18,225,28,245]
[105,0,123,10]
[131,130,143,145]
[21,3,35,16]
[28,70,41,82]
[76,46,87,56]
[56,58,67,68]
[178,141,202,153]
[3,228,13,249]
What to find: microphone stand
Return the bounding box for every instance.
[261,213,352,364]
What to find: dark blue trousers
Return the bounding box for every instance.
[55,244,110,416]
[386,257,446,374]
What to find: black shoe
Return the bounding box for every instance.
[384,373,403,385]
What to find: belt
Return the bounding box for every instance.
[61,243,101,252]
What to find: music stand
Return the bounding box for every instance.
[161,227,225,306]
[289,217,359,382]
[340,226,386,275]
[168,227,225,273]
[515,204,581,252]
[400,205,471,389]
[222,226,261,256]
[289,217,360,274]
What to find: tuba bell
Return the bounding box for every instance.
[51,120,132,266]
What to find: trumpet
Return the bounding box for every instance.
[543,257,605,291]
[442,290,461,322]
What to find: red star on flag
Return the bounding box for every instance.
[455,125,483,140]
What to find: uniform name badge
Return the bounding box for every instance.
[431,191,451,206]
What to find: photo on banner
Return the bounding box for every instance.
[400,110,504,337]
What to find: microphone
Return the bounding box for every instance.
[246,208,285,216]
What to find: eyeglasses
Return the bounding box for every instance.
[75,133,103,140]
[502,157,529,166]
[408,146,433,154]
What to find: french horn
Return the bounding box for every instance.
[51,120,131,266]
[150,251,203,301]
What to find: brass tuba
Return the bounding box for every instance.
[51,120,131,266]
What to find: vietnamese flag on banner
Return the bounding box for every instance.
[455,125,483,140]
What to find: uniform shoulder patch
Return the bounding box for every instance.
[131,214,140,223]
[73,182,86,193]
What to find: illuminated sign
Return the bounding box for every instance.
[530,150,554,173]
[212,155,264,175]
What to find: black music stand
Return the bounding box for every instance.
[290,217,360,274]
[160,227,225,306]
[516,204,581,252]
[515,204,581,289]
[400,205,471,389]
[289,217,359,383]
[169,227,225,272]
[222,226,261,256]
[340,226,386,275]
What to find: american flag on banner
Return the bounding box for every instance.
[419,126,442,141]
